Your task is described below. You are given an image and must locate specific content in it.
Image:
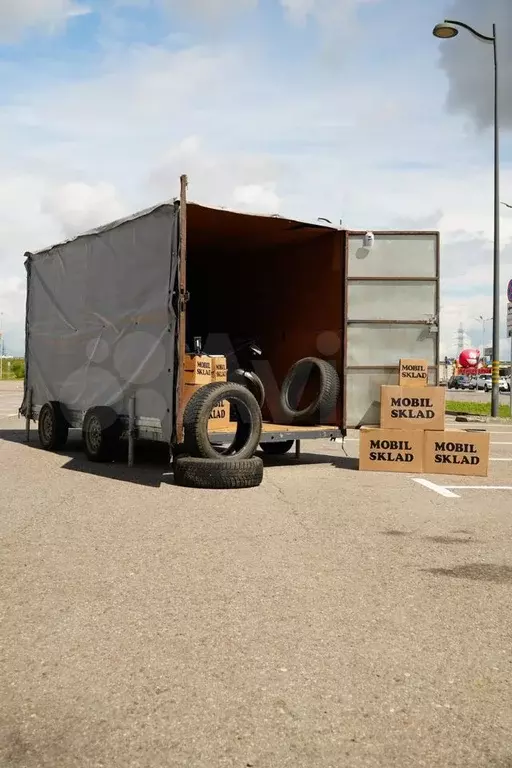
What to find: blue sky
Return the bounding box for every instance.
[0,0,511,357]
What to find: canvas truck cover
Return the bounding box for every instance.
[21,203,180,442]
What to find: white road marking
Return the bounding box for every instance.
[445,485,512,491]
[412,478,460,498]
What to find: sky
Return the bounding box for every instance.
[0,0,511,359]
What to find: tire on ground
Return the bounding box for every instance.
[82,406,122,462]
[259,440,294,455]
[183,382,262,460]
[174,456,263,489]
[38,401,69,451]
[230,369,266,408]
[279,357,340,425]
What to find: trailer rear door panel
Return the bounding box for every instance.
[344,233,440,428]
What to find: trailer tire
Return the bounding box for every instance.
[174,456,263,489]
[260,440,294,455]
[280,357,340,425]
[38,401,69,451]
[230,369,266,408]
[82,406,122,462]
[183,382,262,460]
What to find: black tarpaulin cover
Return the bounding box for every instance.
[22,202,180,442]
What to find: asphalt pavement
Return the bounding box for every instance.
[2,382,512,768]
[0,380,23,418]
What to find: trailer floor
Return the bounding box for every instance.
[208,422,341,443]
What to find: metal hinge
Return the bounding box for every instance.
[425,314,439,334]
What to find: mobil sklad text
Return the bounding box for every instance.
[401,363,427,380]
[433,441,480,465]
[369,439,415,463]
[390,396,435,419]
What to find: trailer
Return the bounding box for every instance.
[20,175,440,469]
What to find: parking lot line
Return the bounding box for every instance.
[412,478,460,497]
[445,485,512,491]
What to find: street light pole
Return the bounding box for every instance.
[492,23,500,417]
[433,19,500,416]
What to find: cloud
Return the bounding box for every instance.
[147,136,283,213]
[436,0,512,129]
[280,0,377,27]
[0,0,90,41]
[0,0,379,42]
[154,0,257,16]
[233,184,280,212]
[439,235,512,358]
[41,182,126,238]
[0,2,510,362]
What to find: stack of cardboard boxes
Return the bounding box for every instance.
[183,354,231,431]
[359,358,490,477]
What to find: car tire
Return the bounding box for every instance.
[259,440,295,455]
[174,456,264,489]
[38,401,69,451]
[183,382,262,460]
[82,406,122,462]
[279,357,340,426]
[230,369,265,408]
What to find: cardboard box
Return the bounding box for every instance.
[184,354,212,385]
[399,358,428,387]
[183,384,231,431]
[210,355,227,382]
[424,430,490,477]
[380,385,445,432]
[359,426,424,473]
[208,399,231,431]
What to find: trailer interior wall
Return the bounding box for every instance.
[185,204,344,426]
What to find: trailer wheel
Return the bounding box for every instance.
[184,382,262,460]
[38,401,69,451]
[230,369,266,408]
[174,456,263,489]
[280,357,340,426]
[82,406,122,462]
[259,440,294,455]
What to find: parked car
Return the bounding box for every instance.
[447,375,472,390]
[471,373,510,392]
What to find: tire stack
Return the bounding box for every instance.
[174,382,264,489]
[174,356,341,489]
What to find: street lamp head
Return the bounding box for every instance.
[433,22,459,39]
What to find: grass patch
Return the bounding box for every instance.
[0,358,25,380]
[446,400,511,418]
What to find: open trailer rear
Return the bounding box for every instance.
[20,175,440,479]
